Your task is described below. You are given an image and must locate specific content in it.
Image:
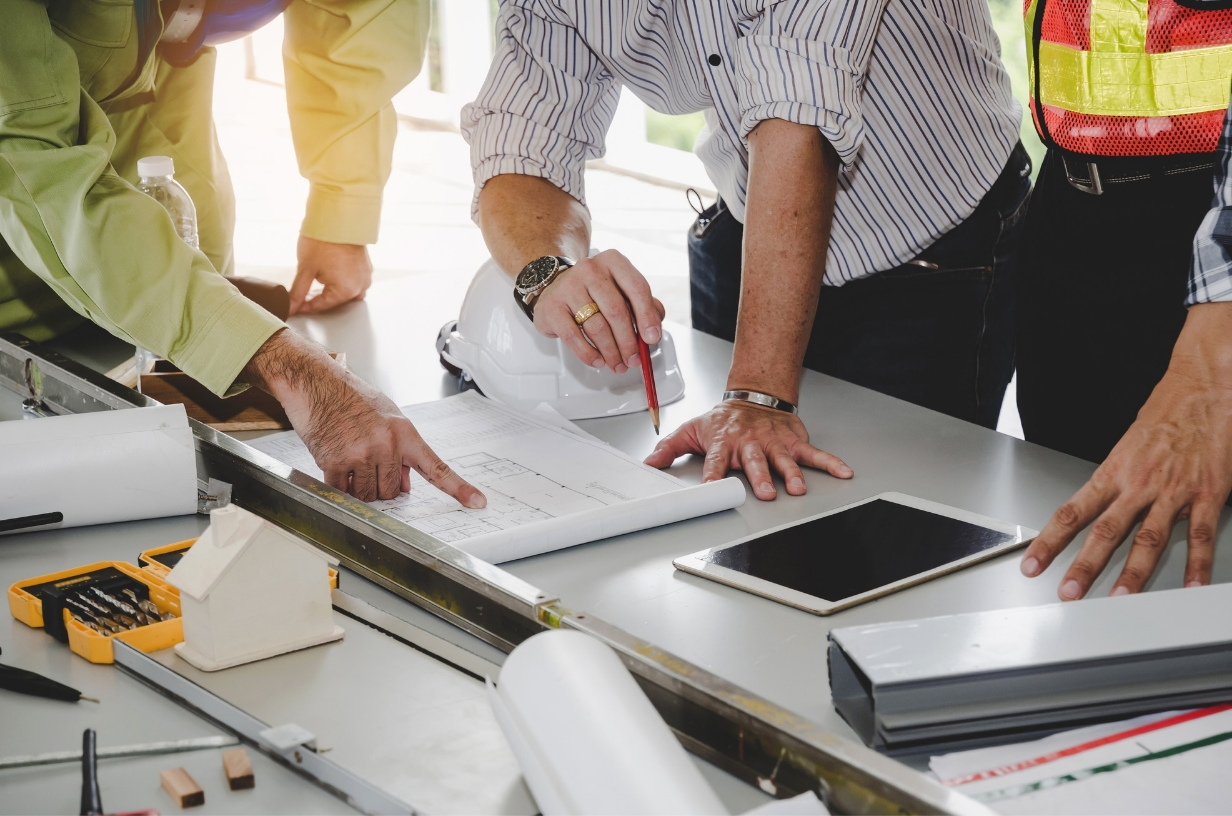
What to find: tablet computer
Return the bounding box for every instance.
[672,493,1037,615]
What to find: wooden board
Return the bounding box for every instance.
[126,353,344,432]
[221,747,255,790]
[160,766,205,808]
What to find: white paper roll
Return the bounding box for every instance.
[489,629,727,815]
[0,404,198,534]
[460,476,747,564]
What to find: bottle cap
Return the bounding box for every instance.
[137,156,175,178]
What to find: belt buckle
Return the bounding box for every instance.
[1064,159,1103,195]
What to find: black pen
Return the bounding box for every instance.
[0,648,99,703]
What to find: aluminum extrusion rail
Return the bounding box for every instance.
[0,333,988,815]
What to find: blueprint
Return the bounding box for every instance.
[247,393,745,562]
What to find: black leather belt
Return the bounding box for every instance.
[1061,152,1217,195]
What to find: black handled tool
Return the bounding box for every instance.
[0,648,99,703]
[80,729,103,816]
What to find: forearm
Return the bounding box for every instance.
[284,0,428,245]
[241,328,347,410]
[727,119,838,405]
[476,175,592,278]
[1166,302,1232,390]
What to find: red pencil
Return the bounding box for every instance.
[637,331,659,434]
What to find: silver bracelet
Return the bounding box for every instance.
[722,390,797,415]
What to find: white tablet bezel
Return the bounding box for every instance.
[672,492,1037,616]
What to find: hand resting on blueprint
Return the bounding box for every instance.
[240,328,487,506]
[644,400,851,500]
[647,121,853,501]
[1021,303,1232,599]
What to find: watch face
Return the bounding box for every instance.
[516,256,560,294]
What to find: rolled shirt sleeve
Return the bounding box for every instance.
[0,0,282,397]
[283,0,428,246]
[1189,98,1232,305]
[733,0,888,167]
[460,0,622,218]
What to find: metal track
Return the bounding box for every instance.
[1,333,989,815]
[113,642,416,815]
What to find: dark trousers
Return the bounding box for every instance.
[1016,149,1215,463]
[689,144,1033,429]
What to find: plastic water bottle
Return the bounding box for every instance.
[135,156,198,391]
[137,155,198,248]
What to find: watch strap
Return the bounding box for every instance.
[514,255,575,322]
[722,390,797,414]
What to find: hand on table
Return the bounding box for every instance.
[289,236,373,315]
[533,250,665,373]
[643,401,852,500]
[1021,304,1232,599]
[241,329,486,507]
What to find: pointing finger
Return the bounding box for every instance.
[404,434,486,509]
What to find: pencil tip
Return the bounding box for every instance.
[80,696,100,704]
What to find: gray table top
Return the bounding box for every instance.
[271,275,1231,739]
[5,273,1228,812]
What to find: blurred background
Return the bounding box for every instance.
[215,0,1031,436]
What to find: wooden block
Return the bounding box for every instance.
[160,767,205,808]
[221,747,255,790]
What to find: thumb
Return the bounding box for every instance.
[299,282,360,315]
[288,265,317,316]
[644,423,703,468]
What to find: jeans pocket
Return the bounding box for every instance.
[998,174,1033,235]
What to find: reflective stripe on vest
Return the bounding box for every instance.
[1026,0,1232,156]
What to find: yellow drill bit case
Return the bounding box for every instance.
[8,560,184,664]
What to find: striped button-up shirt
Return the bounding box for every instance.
[461,0,1022,285]
[1190,98,1232,305]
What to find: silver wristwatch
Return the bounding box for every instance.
[722,390,797,414]
[513,255,575,321]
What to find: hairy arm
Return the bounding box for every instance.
[242,328,486,507]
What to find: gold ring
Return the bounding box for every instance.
[573,302,601,325]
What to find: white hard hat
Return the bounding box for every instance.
[437,259,685,420]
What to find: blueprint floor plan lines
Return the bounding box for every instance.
[372,451,610,543]
[248,392,687,546]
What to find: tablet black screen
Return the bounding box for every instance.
[699,499,1016,602]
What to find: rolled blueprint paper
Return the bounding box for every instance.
[488,630,726,815]
[458,476,747,564]
[0,405,197,534]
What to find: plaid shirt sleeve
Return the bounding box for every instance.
[1188,97,1232,305]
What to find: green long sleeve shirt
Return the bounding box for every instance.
[0,0,426,395]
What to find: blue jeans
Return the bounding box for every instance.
[689,143,1032,429]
